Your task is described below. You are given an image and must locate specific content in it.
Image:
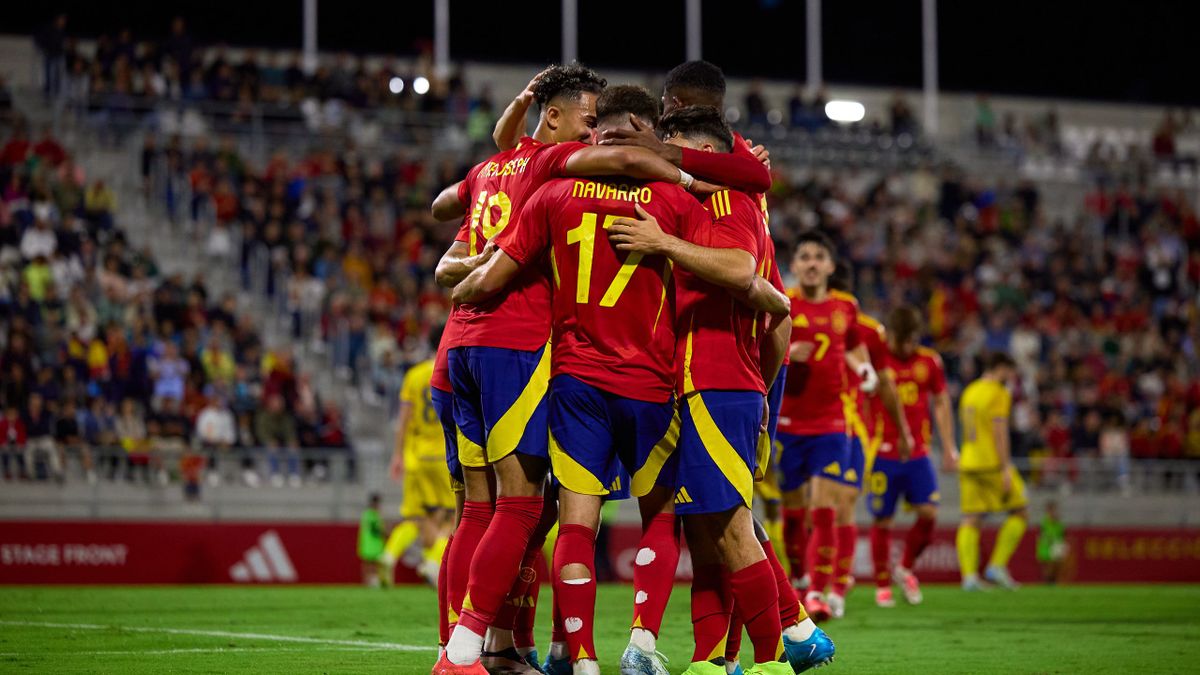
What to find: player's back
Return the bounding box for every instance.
[510,176,705,403]
[400,359,444,462]
[959,377,1010,471]
[453,136,586,351]
[676,189,771,395]
[881,346,945,459]
[779,290,859,435]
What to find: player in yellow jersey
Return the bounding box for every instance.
[956,351,1027,591]
[385,355,456,586]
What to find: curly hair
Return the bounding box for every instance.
[657,105,732,153]
[532,64,607,110]
[596,84,660,128]
[663,60,726,104]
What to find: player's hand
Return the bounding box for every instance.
[790,341,816,362]
[608,204,669,254]
[942,446,959,472]
[744,138,772,169]
[897,428,915,461]
[760,396,770,438]
[598,115,671,160]
[387,454,404,482]
[515,67,551,107]
[856,362,879,393]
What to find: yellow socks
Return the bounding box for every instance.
[988,516,1027,570]
[956,522,980,580]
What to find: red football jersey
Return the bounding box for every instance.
[778,289,860,435]
[676,190,771,396]
[430,307,459,393]
[878,346,946,460]
[452,136,586,352]
[497,177,709,403]
[844,312,888,438]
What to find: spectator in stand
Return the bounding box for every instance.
[115,397,151,482]
[254,392,301,487]
[196,393,236,485]
[1152,111,1177,161]
[1,405,28,480]
[975,94,996,146]
[149,340,189,407]
[83,180,116,233]
[36,14,67,99]
[744,79,768,126]
[1099,412,1131,494]
[54,398,93,483]
[20,217,57,261]
[24,393,62,483]
[889,91,918,136]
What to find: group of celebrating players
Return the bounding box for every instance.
[391,58,1031,675]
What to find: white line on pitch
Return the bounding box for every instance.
[0,646,399,657]
[0,620,435,652]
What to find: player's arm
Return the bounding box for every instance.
[435,240,496,289]
[876,369,914,460]
[561,145,694,185]
[431,181,467,221]
[452,249,521,305]
[388,400,413,482]
[492,68,547,151]
[760,316,791,392]
[599,116,771,193]
[993,407,1014,493]
[933,390,959,471]
[732,277,791,317]
[845,344,880,393]
[607,204,755,291]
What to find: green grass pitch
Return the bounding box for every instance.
[1,584,1196,673]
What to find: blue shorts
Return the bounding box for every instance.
[867,455,940,519]
[447,344,550,467]
[766,365,787,445]
[547,374,677,498]
[846,434,865,489]
[430,386,464,488]
[675,390,763,516]
[777,432,853,492]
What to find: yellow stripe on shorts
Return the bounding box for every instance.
[631,410,681,498]
[549,430,608,496]
[686,392,753,508]
[457,428,486,468]
[486,344,552,463]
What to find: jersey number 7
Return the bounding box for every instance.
[566,211,644,307]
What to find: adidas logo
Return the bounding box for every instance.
[229,530,298,583]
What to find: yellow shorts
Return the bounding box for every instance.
[400,460,456,518]
[959,466,1028,515]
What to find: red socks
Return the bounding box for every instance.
[729,559,784,664]
[902,517,935,569]
[448,501,494,632]
[870,524,891,588]
[438,534,453,644]
[763,538,803,626]
[631,513,680,637]
[725,608,744,664]
[809,507,836,594]
[782,507,808,583]
[458,496,543,636]
[691,563,732,663]
[552,523,598,662]
[831,524,857,596]
[513,543,541,650]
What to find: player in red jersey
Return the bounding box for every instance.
[609,106,828,675]
[431,66,707,675]
[868,306,958,608]
[777,230,912,623]
[454,89,790,675]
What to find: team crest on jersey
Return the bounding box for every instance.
[914,361,930,383]
[832,310,848,334]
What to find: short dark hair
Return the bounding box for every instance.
[658,105,733,153]
[596,84,660,128]
[828,264,853,293]
[532,64,606,110]
[663,60,726,106]
[794,229,837,261]
[984,351,1016,371]
[887,305,923,344]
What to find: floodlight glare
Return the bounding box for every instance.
[825,100,865,123]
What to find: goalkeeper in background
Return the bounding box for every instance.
[384,346,455,585]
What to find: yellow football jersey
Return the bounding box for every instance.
[958,377,1011,472]
[400,360,445,464]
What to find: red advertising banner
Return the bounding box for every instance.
[1,521,1197,585]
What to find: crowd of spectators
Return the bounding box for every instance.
[0,119,351,491]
